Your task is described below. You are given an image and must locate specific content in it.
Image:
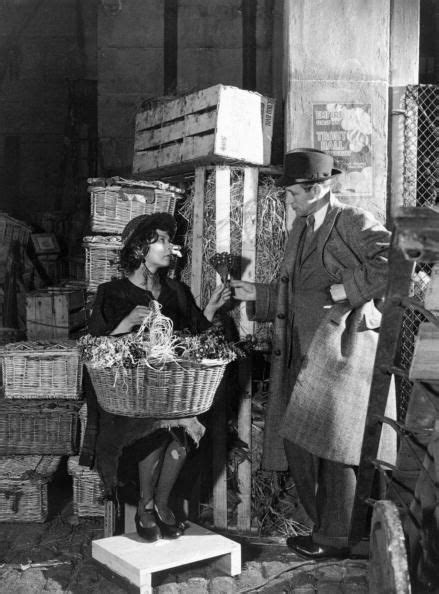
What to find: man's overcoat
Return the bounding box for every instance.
[248,195,396,471]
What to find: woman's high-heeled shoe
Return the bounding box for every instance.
[154,505,183,539]
[135,506,161,542]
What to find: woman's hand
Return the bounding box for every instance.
[230,280,256,301]
[203,284,232,321]
[110,305,151,335]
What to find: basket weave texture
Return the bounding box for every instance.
[68,456,104,517]
[0,477,48,522]
[0,341,83,399]
[0,455,61,522]
[86,359,227,418]
[90,186,177,233]
[0,400,80,455]
[83,236,122,292]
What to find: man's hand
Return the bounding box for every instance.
[230,280,256,301]
[330,284,347,303]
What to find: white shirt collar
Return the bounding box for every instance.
[309,201,329,232]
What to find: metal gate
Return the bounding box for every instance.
[398,84,439,417]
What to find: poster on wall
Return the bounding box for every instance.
[312,103,372,196]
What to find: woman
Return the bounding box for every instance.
[81,212,230,542]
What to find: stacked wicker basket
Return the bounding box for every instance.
[83,177,182,293]
[0,339,83,522]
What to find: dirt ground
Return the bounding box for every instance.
[0,471,371,594]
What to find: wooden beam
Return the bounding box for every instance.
[190,167,205,307]
[212,165,231,530]
[236,167,258,532]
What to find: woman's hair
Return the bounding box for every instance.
[119,212,177,274]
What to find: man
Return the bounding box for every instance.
[231,148,396,558]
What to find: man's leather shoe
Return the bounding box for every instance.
[286,534,349,559]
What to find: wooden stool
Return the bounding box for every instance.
[93,521,241,594]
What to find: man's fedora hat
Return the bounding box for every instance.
[276,148,342,187]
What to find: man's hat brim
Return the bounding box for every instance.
[276,167,343,187]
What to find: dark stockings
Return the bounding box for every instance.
[138,437,188,524]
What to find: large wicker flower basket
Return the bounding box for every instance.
[68,456,104,517]
[86,359,228,418]
[89,185,178,234]
[0,341,83,399]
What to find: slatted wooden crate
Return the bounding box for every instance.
[0,211,31,245]
[133,85,275,178]
[68,456,105,517]
[0,341,83,400]
[0,400,80,456]
[83,236,122,293]
[26,287,87,340]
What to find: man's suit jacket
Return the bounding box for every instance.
[248,195,396,470]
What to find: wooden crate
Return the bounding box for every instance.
[133,85,275,178]
[26,287,87,340]
[0,211,31,245]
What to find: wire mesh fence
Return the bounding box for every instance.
[398,84,439,418]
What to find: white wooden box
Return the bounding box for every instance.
[133,85,275,177]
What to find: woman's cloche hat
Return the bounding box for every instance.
[276,148,342,187]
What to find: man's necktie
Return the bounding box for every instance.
[300,213,315,263]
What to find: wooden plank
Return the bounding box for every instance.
[213,165,231,529]
[239,167,258,336]
[349,246,415,545]
[133,134,215,175]
[389,0,420,86]
[190,167,205,308]
[135,85,221,130]
[134,110,217,150]
[237,167,257,533]
[104,501,116,538]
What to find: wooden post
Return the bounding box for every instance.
[190,167,205,307]
[212,165,231,530]
[104,501,116,537]
[236,167,258,532]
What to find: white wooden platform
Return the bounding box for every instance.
[92,522,241,594]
